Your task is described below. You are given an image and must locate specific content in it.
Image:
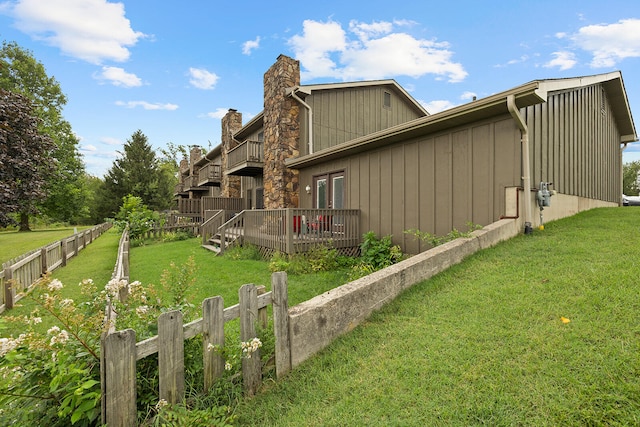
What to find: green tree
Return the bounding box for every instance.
[0,41,88,228]
[102,130,173,216]
[0,40,88,226]
[0,89,56,229]
[623,161,640,196]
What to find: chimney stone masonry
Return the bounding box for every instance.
[262,54,301,209]
[221,109,242,198]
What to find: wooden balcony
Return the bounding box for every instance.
[197,164,222,187]
[173,183,188,196]
[227,140,264,176]
[185,175,207,192]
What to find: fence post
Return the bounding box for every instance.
[272,272,291,378]
[74,234,80,257]
[158,310,185,404]
[40,247,47,276]
[202,296,224,392]
[239,284,261,396]
[101,329,137,427]
[4,266,14,310]
[285,208,294,254]
[61,239,67,267]
[256,285,268,329]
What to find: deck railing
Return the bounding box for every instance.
[215,208,360,255]
[227,140,264,169]
[197,164,222,186]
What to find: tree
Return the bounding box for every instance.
[623,161,640,196]
[0,41,88,226]
[0,89,56,229]
[102,130,173,216]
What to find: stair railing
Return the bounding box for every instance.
[217,211,246,255]
[200,210,225,245]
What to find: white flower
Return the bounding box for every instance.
[60,299,74,307]
[135,305,149,317]
[225,361,232,371]
[27,316,42,325]
[155,399,169,410]
[50,330,70,346]
[47,326,61,335]
[0,338,19,356]
[47,279,63,291]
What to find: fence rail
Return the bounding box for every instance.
[101,272,290,426]
[0,223,112,314]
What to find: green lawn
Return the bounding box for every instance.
[232,207,640,426]
[0,226,92,264]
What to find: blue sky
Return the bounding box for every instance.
[1,0,639,177]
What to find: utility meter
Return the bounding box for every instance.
[537,182,554,208]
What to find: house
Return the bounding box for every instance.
[176,54,637,255]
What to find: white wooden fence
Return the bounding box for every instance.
[0,223,112,313]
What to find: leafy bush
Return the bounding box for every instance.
[223,243,263,261]
[0,276,104,427]
[114,194,160,240]
[349,232,403,280]
[268,244,349,274]
[404,222,483,248]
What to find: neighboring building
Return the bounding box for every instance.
[178,54,637,254]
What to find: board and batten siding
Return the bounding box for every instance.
[300,86,424,156]
[525,83,622,203]
[298,115,522,254]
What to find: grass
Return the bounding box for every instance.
[232,207,640,426]
[0,229,121,336]
[0,226,91,264]
[130,239,352,308]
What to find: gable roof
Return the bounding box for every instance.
[287,71,637,168]
[293,79,429,116]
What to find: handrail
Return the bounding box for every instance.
[200,210,225,245]
[217,210,246,255]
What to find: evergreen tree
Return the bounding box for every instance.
[102,130,173,216]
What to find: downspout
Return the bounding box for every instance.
[507,95,533,234]
[289,88,314,155]
[621,142,628,205]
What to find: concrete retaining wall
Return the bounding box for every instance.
[286,191,617,369]
[287,218,520,368]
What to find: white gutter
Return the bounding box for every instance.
[507,95,533,234]
[288,87,314,155]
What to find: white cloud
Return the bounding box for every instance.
[188,67,219,90]
[100,136,123,146]
[206,108,231,119]
[288,19,467,82]
[460,91,477,101]
[421,99,456,114]
[95,66,142,87]
[544,51,577,71]
[115,101,178,110]
[5,0,145,64]
[569,18,640,67]
[80,144,97,152]
[242,36,260,55]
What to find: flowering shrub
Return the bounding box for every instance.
[0,277,104,426]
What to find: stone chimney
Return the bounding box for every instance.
[189,146,203,175]
[262,54,300,209]
[221,109,242,198]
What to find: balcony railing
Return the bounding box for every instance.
[186,175,207,191]
[173,183,187,196]
[227,140,264,176]
[197,164,222,186]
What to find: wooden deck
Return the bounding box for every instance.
[201,208,361,256]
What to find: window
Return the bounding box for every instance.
[255,188,264,209]
[383,91,391,109]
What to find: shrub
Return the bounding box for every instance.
[349,232,404,280]
[223,243,262,261]
[114,195,160,240]
[404,222,483,248]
